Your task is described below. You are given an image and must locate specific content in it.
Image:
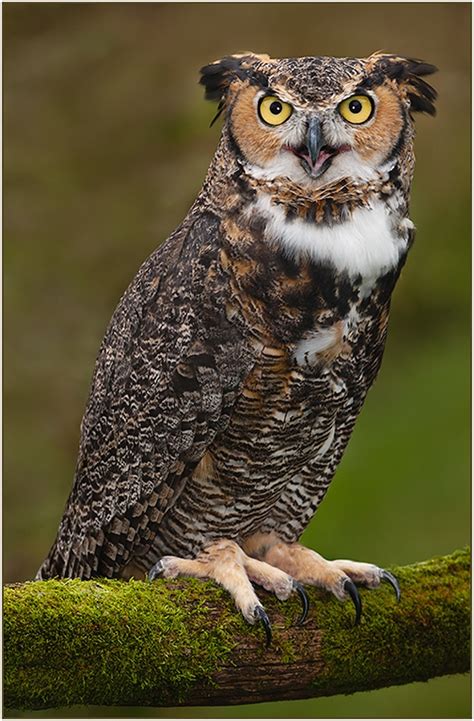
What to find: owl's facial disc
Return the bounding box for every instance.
[285,117,350,179]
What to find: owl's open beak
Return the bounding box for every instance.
[289,117,348,179]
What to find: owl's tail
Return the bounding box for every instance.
[35,541,65,580]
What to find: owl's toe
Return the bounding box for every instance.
[380,569,401,600]
[254,605,272,648]
[148,556,181,580]
[342,578,362,625]
[148,559,165,581]
[292,580,310,625]
[332,559,401,601]
[243,554,310,625]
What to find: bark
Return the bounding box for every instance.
[4,548,470,711]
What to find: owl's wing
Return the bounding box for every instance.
[38,211,258,579]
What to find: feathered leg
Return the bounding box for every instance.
[148,538,308,646]
[243,533,400,625]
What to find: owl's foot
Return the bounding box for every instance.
[243,534,400,625]
[148,539,309,647]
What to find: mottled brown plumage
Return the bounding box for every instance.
[38,52,436,636]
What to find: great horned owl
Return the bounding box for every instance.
[37,52,436,643]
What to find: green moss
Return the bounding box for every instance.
[4,549,470,710]
[4,576,242,710]
[277,637,298,665]
[312,547,471,696]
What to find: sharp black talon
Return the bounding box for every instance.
[343,578,362,626]
[381,570,401,602]
[254,605,272,648]
[292,580,310,625]
[148,560,164,581]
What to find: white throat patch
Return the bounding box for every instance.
[253,192,410,287]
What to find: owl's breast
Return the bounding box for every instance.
[200,349,338,513]
[246,188,413,297]
[208,296,375,482]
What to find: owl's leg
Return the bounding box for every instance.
[243,533,400,625]
[148,539,308,646]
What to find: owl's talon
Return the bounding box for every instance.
[292,580,309,625]
[254,605,272,647]
[381,570,401,601]
[148,560,164,581]
[343,578,362,625]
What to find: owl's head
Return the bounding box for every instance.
[200,52,436,187]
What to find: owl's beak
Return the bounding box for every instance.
[289,117,345,179]
[306,117,324,168]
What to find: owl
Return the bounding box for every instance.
[37,52,436,645]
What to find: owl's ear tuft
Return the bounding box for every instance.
[394,57,437,116]
[199,53,270,102]
[200,56,246,102]
[374,55,438,116]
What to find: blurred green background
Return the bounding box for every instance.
[4,2,470,718]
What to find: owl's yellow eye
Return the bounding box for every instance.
[258,95,293,126]
[338,95,374,124]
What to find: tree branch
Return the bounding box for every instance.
[4,548,469,710]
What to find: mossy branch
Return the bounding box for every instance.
[4,548,470,710]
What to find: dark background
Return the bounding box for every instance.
[4,3,470,718]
